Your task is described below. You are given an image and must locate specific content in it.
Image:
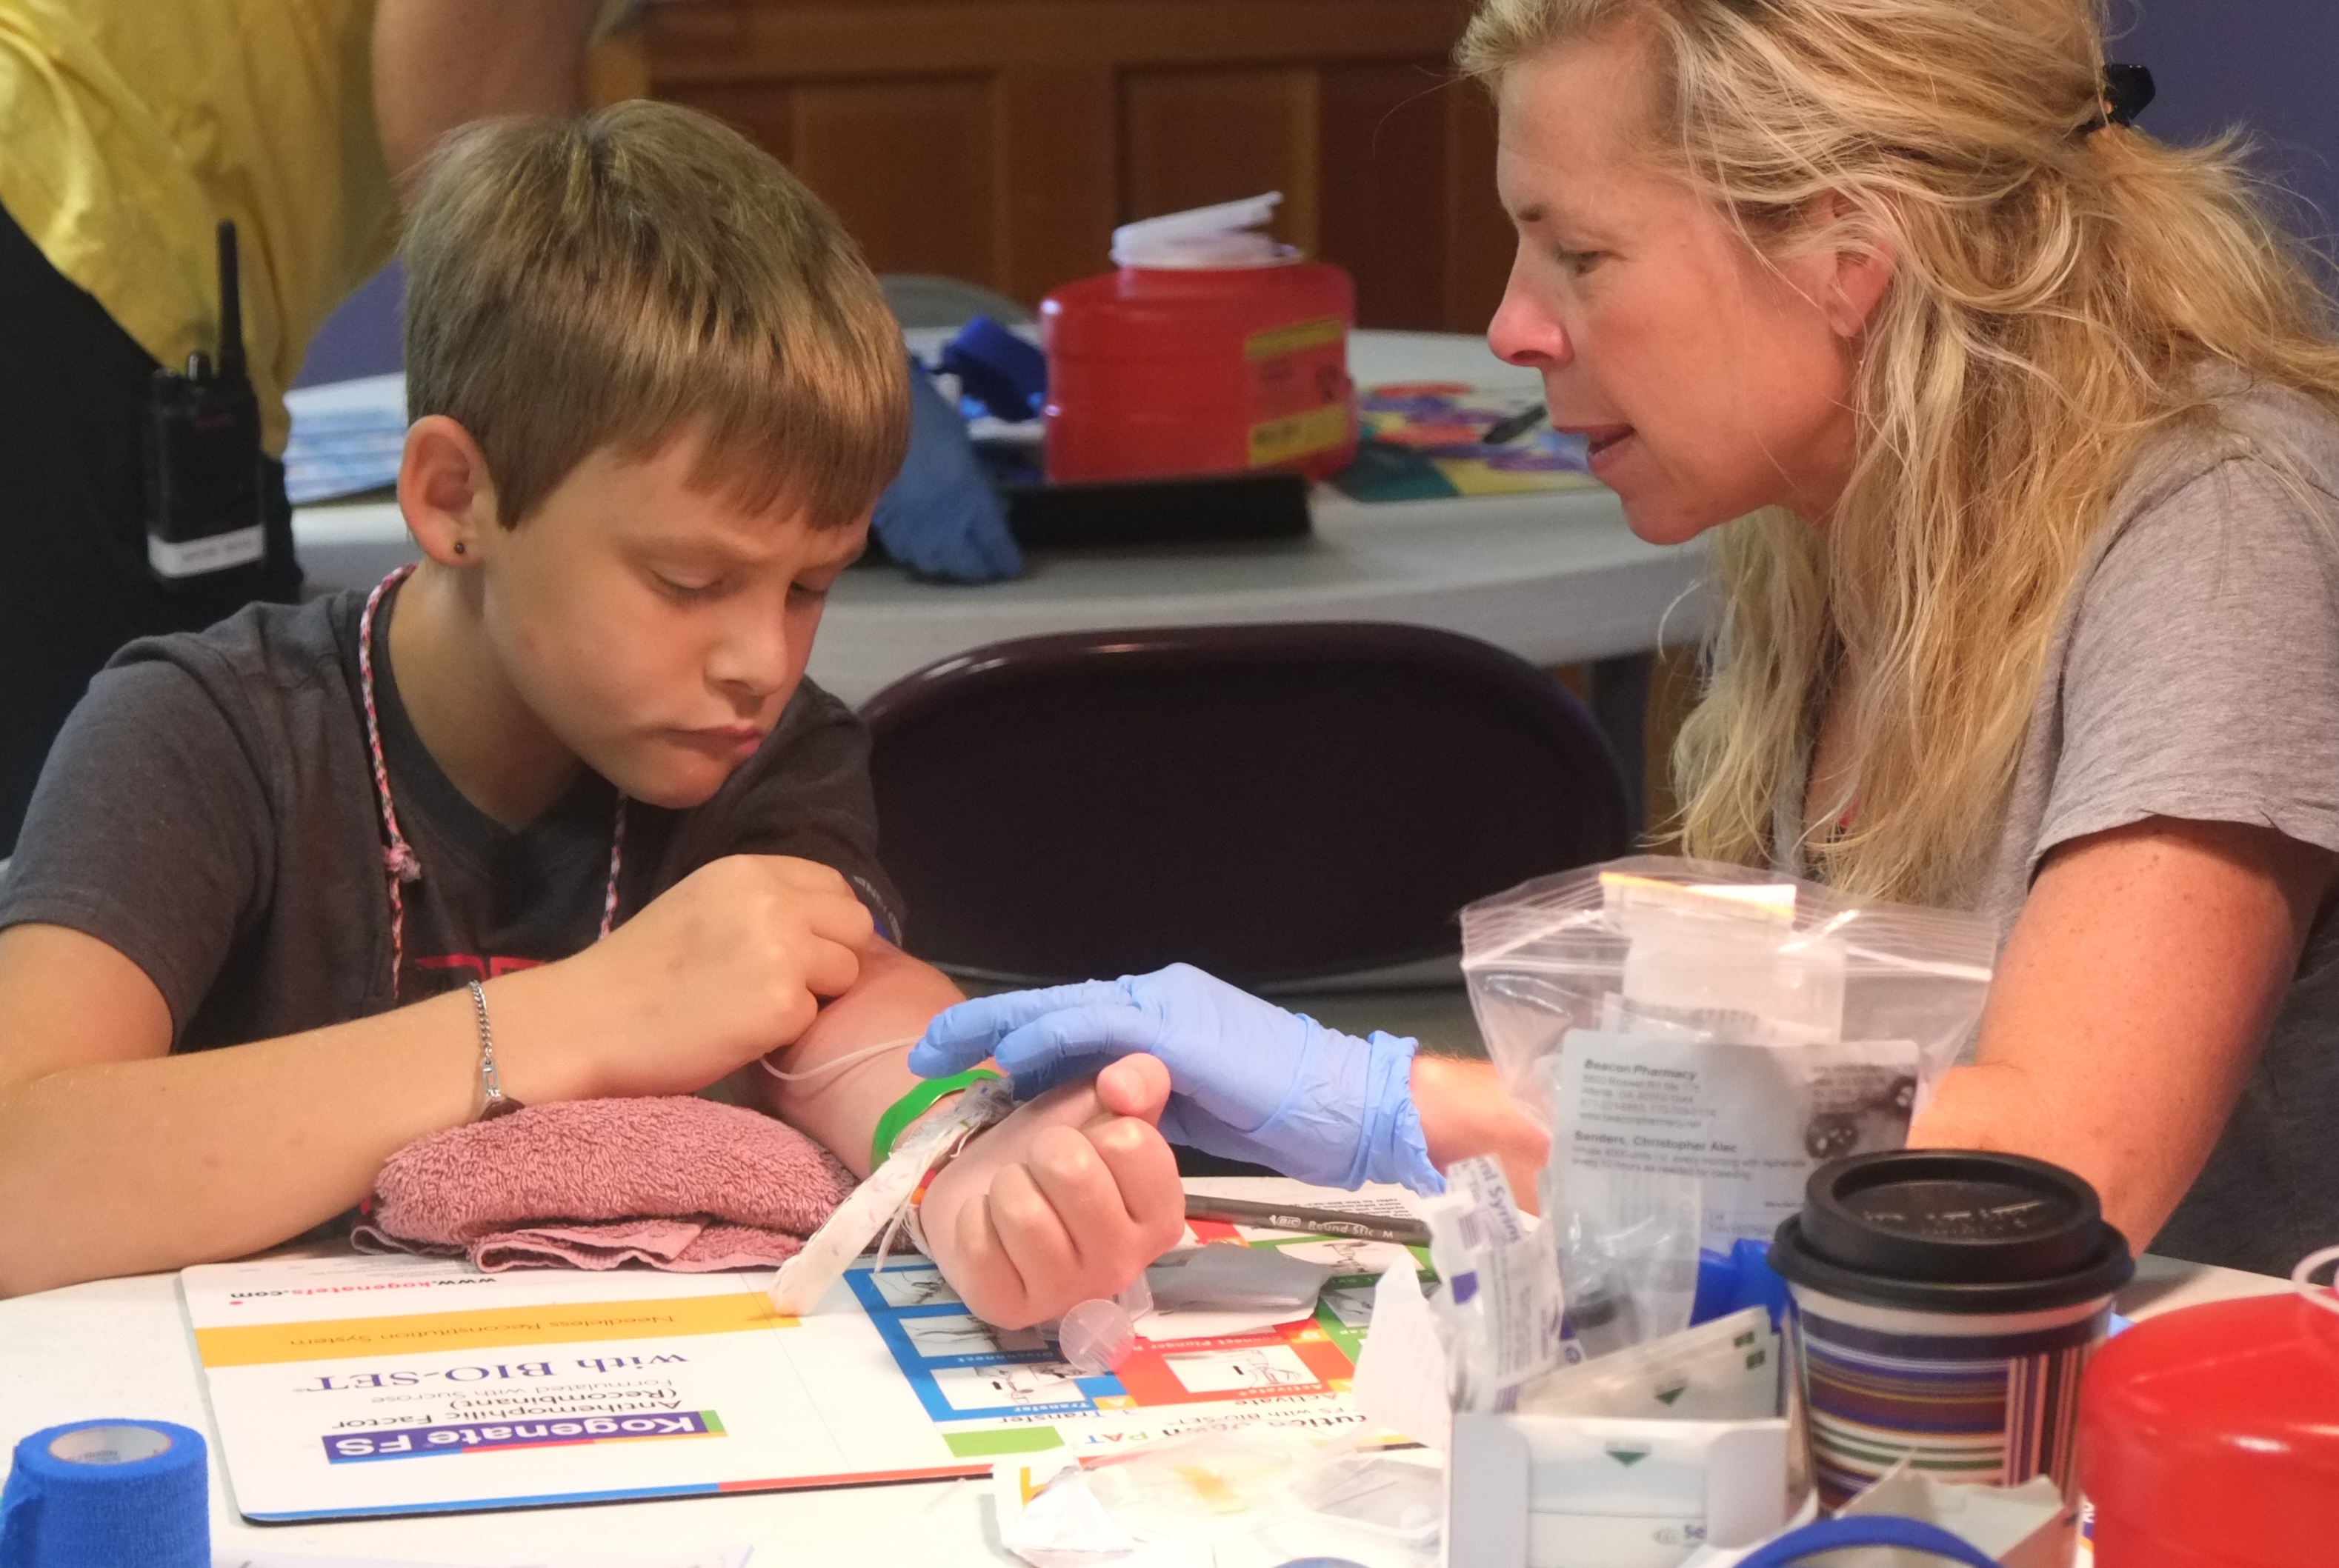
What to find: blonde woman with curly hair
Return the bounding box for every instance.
[911,0,2339,1278]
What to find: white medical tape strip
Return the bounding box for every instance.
[768,1076,1016,1315]
[147,524,264,578]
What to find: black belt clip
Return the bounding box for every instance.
[144,219,265,584]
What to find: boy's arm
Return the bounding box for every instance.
[0,924,488,1296]
[0,856,871,1298]
[743,940,964,1179]
[748,957,1188,1327]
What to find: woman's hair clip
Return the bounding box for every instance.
[2089,62,2157,133]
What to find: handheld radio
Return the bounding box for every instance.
[144,219,267,584]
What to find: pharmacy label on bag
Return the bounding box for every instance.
[1550,1030,1921,1243]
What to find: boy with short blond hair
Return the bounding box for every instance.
[0,103,1180,1324]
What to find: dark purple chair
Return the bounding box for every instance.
[859,621,1634,991]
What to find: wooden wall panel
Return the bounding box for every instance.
[643,0,1513,332]
[647,1,1478,75]
[1443,80,1514,334]
[1318,62,1452,330]
[790,79,999,283]
[994,67,1118,305]
[1120,68,1319,250]
[661,82,796,164]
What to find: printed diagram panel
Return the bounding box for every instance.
[846,1218,1434,1456]
[179,1186,1440,1518]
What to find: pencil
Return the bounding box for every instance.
[1480,402,1548,445]
[1182,1194,1430,1247]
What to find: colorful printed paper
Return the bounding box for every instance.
[182,1184,1428,1521]
[1335,382,1601,502]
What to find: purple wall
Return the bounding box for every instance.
[290,258,405,389]
[2119,0,2339,256]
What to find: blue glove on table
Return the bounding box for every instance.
[909,963,1445,1194]
[871,358,1023,582]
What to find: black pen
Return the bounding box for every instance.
[1481,402,1548,445]
[1183,1194,1430,1247]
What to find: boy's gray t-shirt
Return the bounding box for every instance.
[0,588,905,1052]
[1971,386,2339,1275]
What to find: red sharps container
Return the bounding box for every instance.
[1041,193,1357,484]
[2079,1263,2339,1566]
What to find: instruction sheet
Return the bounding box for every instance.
[182,1182,1426,1521]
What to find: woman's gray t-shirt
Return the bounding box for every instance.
[1972,387,2339,1275]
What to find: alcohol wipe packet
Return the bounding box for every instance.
[1421,1155,1566,1412]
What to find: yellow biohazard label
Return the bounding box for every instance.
[1244,314,1351,467]
[1248,405,1352,467]
[1243,316,1345,361]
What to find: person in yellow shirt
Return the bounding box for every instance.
[0,0,627,855]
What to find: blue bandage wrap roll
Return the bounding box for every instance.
[0,1420,208,1568]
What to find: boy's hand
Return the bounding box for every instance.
[920,1055,1186,1330]
[514,855,874,1100]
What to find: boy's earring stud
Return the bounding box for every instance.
[453,541,466,555]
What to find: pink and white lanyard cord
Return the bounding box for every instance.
[357,564,626,1000]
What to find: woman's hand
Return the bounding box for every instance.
[909,963,1442,1192]
[919,1055,1187,1330]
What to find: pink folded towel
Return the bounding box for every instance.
[353,1096,856,1272]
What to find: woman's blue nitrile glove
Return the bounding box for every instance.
[871,358,1023,582]
[908,963,1446,1195]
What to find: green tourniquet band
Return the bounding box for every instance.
[873,1068,1002,1170]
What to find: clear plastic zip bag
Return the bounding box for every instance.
[1463,857,1997,1247]
[1463,856,1997,1122]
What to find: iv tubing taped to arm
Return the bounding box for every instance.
[756,1033,919,1084]
[769,1075,1017,1315]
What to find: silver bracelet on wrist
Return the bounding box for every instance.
[468,979,522,1121]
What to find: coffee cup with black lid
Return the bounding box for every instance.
[1769,1148,2133,1509]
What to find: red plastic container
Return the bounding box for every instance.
[1042,193,1357,484]
[2079,1290,2339,1565]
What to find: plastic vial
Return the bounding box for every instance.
[1057,1298,1139,1375]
